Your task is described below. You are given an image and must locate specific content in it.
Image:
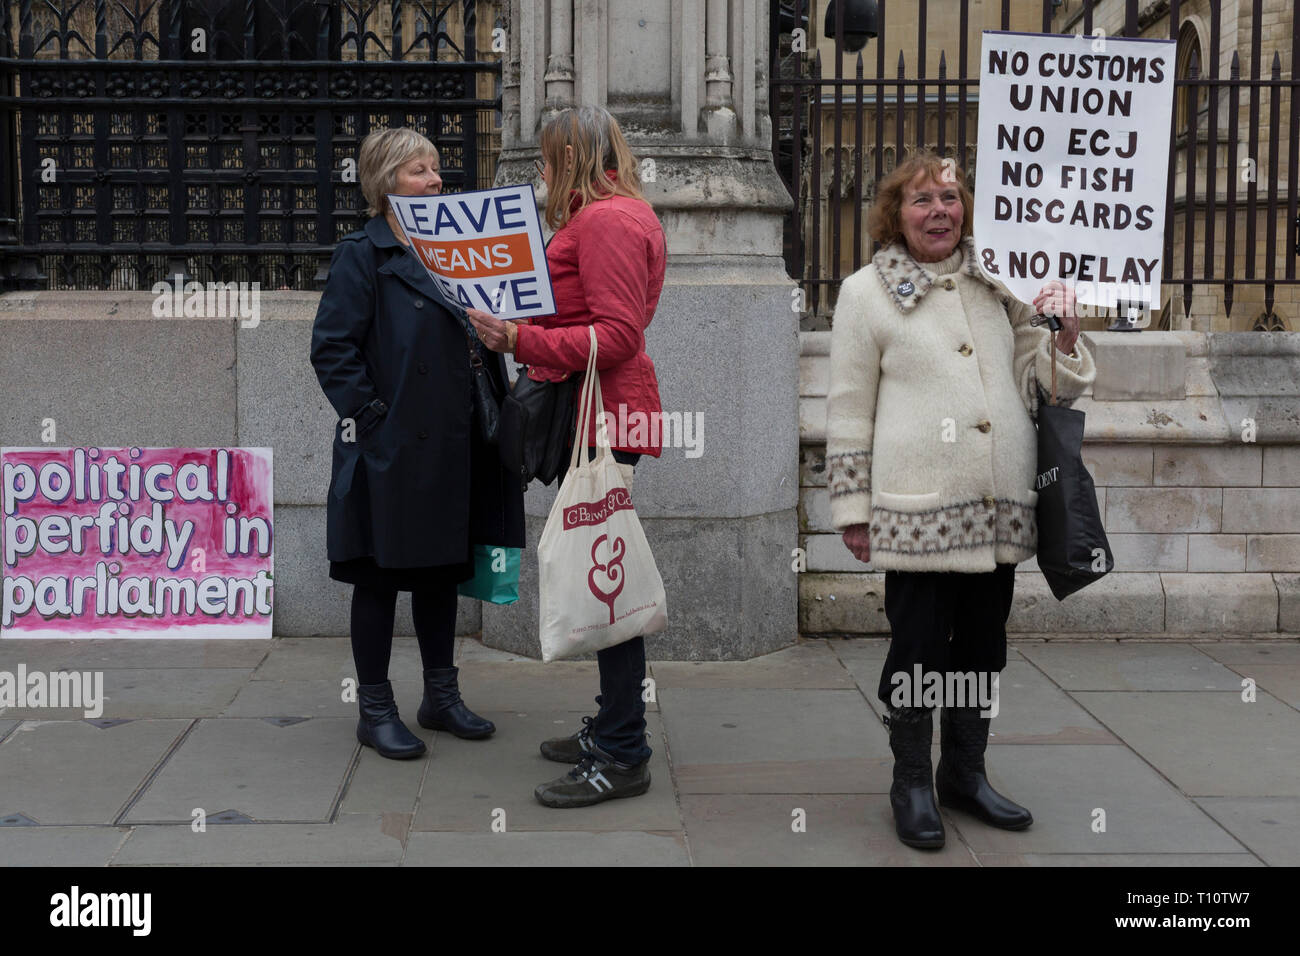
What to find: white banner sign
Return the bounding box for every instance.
[388,184,556,320]
[973,31,1175,323]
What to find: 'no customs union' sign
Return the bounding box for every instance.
[973,30,1175,323]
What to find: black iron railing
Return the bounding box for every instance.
[0,0,502,290]
[773,0,1300,327]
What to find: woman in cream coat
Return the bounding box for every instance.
[827,151,1096,849]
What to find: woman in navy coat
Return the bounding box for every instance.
[310,127,525,760]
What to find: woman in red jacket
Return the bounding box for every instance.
[467,105,665,808]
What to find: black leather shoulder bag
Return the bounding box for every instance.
[499,368,579,486]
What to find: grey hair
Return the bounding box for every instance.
[357,127,439,219]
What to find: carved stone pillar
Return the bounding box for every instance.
[488,0,797,660]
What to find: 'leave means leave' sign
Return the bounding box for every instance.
[388,184,557,320]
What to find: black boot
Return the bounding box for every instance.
[416,666,495,739]
[936,706,1032,830]
[885,706,945,849]
[356,681,426,760]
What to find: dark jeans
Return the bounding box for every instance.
[587,447,652,765]
[877,563,1016,709]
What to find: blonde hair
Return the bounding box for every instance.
[540,106,647,230]
[357,127,440,219]
[866,149,974,248]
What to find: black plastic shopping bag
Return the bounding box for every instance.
[1034,373,1113,601]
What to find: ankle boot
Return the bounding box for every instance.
[935,706,1032,830]
[884,706,945,849]
[416,666,495,739]
[356,681,426,760]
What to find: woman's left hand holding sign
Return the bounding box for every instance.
[466,308,517,353]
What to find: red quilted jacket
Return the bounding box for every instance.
[513,181,666,456]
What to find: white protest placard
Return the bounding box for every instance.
[973,31,1175,324]
[387,184,556,319]
[2,447,273,639]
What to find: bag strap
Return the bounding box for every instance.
[568,326,602,473]
[1034,311,1061,407]
[1050,327,1058,406]
[446,306,487,369]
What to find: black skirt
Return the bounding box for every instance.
[329,554,474,592]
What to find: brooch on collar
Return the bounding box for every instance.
[897,280,915,296]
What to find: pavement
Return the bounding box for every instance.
[0,636,1298,867]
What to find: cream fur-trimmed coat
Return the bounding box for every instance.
[827,235,1096,572]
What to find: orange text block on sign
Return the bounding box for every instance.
[410,232,534,279]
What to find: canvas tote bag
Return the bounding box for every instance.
[537,327,668,662]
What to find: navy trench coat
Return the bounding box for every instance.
[310,215,525,568]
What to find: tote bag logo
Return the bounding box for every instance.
[563,487,633,529]
[587,534,627,624]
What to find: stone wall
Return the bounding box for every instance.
[6,293,1297,645]
[0,291,484,640]
[799,329,1300,638]
[0,283,799,659]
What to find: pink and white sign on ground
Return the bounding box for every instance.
[1,447,274,639]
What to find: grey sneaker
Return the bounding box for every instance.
[535,749,651,809]
[539,715,596,763]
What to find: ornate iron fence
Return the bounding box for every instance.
[0,0,503,290]
[772,0,1300,329]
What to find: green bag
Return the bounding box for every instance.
[457,545,521,605]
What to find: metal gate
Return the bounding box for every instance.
[771,0,1300,329]
[0,0,503,290]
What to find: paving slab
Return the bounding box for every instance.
[123,717,356,823]
[659,687,889,794]
[0,639,269,670]
[651,641,856,689]
[0,719,189,825]
[401,830,689,866]
[112,812,409,865]
[454,638,530,663]
[0,668,252,720]
[0,720,16,743]
[444,661,657,713]
[0,826,132,866]
[221,679,424,719]
[827,638,893,665]
[975,853,1261,867]
[1072,691,1300,797]
[185,861,400,867]
[935,745,1245,855]
[1192,641,1300,668]
[979,661,1117,744]
[1193,797,1300,867]
[338,744,432,816]
[1019,642,1246,691]
[1184,643,1300,708]
[251,637,425,682]
[680,794,978,866]
[1222,665,1300,709]
[411,711,681,832]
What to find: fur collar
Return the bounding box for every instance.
[872,235,998,313]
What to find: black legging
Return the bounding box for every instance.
[350,580,458,685]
